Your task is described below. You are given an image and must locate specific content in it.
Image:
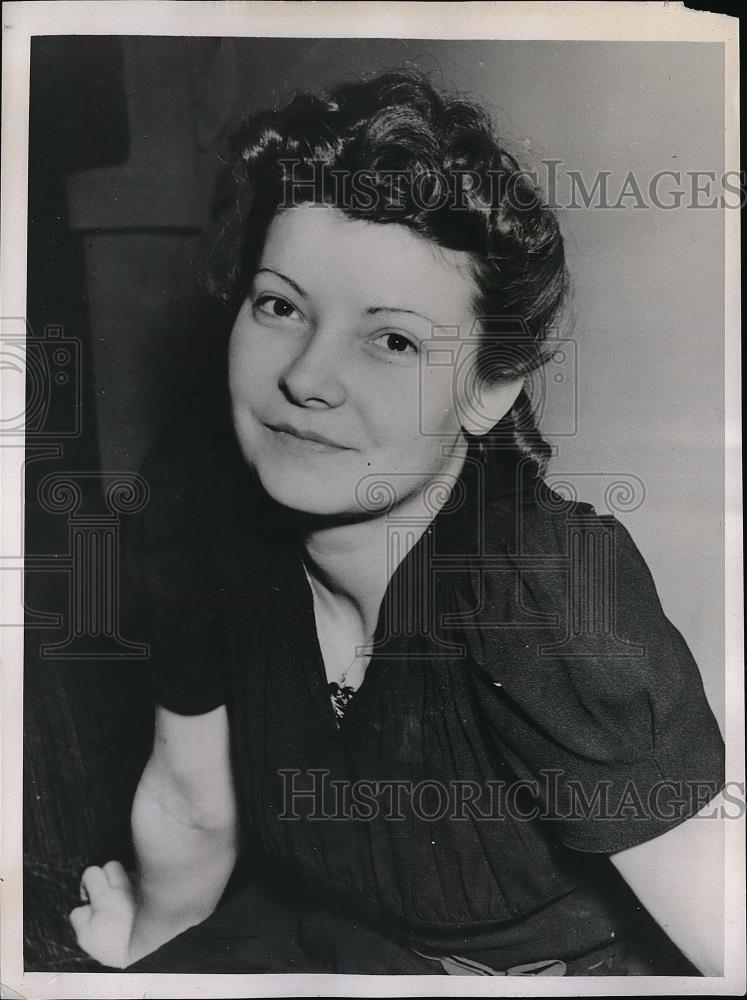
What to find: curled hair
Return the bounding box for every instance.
[208,70,569,476]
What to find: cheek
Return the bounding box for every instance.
[355,372,419,445]
[228,326,271,405]
[227,321,248,378]
[417,366,461,433]
[359,373,461,468]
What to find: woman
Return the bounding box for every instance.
[70,71,725,977]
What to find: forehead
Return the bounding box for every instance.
[260,205,478,321]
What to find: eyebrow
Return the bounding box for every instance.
[254,267,308,300]
[255,267,436,326]
[366,305,436,326]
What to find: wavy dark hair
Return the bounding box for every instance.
[208,70,568,476]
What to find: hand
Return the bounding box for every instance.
[69,861,136,968]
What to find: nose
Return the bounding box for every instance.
[279,327,346,409]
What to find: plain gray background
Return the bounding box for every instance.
[60,38,725,725]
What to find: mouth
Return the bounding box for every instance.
[264,422,351,452]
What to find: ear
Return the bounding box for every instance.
[460,376,524,437]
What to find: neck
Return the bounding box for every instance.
[300,440,469,638]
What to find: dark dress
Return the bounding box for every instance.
[124,412,724,976]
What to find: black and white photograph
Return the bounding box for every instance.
[1,2,743,996]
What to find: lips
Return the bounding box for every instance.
[264,422,351,451]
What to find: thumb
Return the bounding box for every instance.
[69,904,92,934]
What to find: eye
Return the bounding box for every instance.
[253,294,303,322]
[374,331,418,357]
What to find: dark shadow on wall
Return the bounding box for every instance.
[23,36,232,970]
[25,36,145,971]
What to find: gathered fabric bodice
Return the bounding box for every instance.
[130,412,725,962]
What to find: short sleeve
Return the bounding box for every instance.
[123,415,250,716]
[465,500,725,854]
[125,516,229,716]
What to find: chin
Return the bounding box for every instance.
[254,464,360,519]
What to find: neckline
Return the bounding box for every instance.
[290,435,524,734]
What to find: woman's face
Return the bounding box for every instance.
[228,205,487,518]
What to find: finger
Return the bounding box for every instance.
[102,860,130,889]
[80,865,109,900]
[79,880,89,903]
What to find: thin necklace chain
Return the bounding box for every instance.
[301,559,364,690]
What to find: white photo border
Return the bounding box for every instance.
[1,2,742,998]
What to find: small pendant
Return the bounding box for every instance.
[329,681,357,723]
